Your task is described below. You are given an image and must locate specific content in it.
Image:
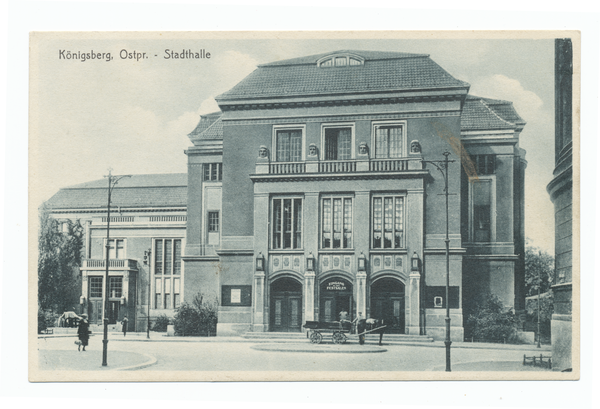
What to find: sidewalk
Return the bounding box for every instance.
[38,331,551,352]
[37,349,157,371]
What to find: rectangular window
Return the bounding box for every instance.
[203,163,222,181]
[272,198,302,249]
[276,129,302,162]
[208,211,219,232]
[372,196,404,249]
[109,277,122,298]
[107,239,125,259]
[374,124,404,158]
[324,127,352,160]
[321,197,352,249]
[90,277,103,298]
[472,179,493,242]
[173,278,181,308]
[474,155,496,175]
[154,238,183,308]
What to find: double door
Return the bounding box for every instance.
[270,292,302,332]
[370,296,404,334]
[320,294,353,322]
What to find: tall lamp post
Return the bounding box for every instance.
[144,248,152,339]
[423,151,455,372]
[102,169,131,367]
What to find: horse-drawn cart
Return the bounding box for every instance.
[303,320,387,345]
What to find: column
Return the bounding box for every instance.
[356,272,367,317]
[304,271,316,322]
[122,271,129,321]
[81,272,89,315]
[406,271,421,335]
[252,271,266,332]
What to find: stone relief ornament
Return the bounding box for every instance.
[258,145,269,158]
[410,140,421,154]
[358,142,368,155]
[308,143,318,157]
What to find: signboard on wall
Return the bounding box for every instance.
[324,280,350,291]
[221,285,252,306]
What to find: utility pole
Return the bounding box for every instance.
[144,248,152,339]
[101,169,130,367]
[423,151,455,372]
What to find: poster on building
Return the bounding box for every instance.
[29,30,580,383]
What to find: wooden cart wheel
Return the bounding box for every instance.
[332,332,346,344]
[309,331,323,344]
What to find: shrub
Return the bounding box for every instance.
[152,314,171,332]
[173,293,218,336]
[38,309,59,333]
[466,294,519,343]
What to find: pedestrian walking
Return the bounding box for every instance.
[76,313,90,352]
[121,316,128,337]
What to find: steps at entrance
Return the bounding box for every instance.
[242,332,434,344]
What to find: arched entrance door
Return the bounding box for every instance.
[370,278,405,334]
[270,277,302,332]
[320,277,353,322]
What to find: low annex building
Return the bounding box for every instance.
[46,50,527,340]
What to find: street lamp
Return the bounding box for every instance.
[143,248,152,339]
[423,151,455,372]
[101,169,131,367]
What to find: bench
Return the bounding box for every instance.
[523,354,552,369]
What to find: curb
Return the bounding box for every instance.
[116,352,158,371]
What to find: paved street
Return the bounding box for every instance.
[36,335,552,372]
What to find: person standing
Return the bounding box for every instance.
[77,314,90,352]
[121,316,128,337]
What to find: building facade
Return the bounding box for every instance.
[548,39,573,370]
[184,50,527,340]
[45,50,527,340]
[45,174,188,331]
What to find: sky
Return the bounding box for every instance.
[30,33,556,254]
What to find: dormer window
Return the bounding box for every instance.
[318,54,364,68]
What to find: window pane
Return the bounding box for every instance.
[210,163,217,180]
[165,278,171,293]
[294,199,302,248]
[174,278,180,293]
[344,198,352,248]
[325,128,337,160]
[290,131,302,161]
[208,212,219,232]
[373,198,382,248]
[165,239,172,275]
[203,164,210,180]
[273,199,282,249]
[277,131,290,162]
[218,163,223,180]
[155,278,162,309]
[333,198,342,248]
[155,239,163,274]
[338,128,351,160]
[335,57,347,66]
[109,277,122,298]
[388,126,403,158]
[90,277,103,298]
[174,240,181,275]
[473,180,492,242]
[395,197,404,248]
[375,127,388,159]
[384,197,393,248]
[322,199,331,248]
[283,199,292,248]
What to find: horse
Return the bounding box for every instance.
[357,317,387,346]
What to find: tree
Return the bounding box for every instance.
[38,204,84,314]
[465,294,519,343]
[525,241,554,297]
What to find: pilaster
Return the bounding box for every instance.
[406,271,421,335]
[304,271,316,322]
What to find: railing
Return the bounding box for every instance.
[149,215,187,222]
[369,159,409,172]
[83,259,138,269]
[267,158,419,175]
[101,216,135,223]
[319,160,357,173]
[269,162,306,174]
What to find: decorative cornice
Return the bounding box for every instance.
[182,255,220,261]
[250,170,429,183]
[216,249,254,256]
[225,110,460,126]
[48,207,187,214]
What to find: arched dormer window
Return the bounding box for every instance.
[317,54,364,68]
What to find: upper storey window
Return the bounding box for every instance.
[323,125,353,160]
[318,54,364,68]
[373,122,406,159]
[274,126,304,162]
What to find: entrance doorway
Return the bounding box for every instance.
[370,278,405,334]
[270,277,302,332]
[320,277,353,322]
